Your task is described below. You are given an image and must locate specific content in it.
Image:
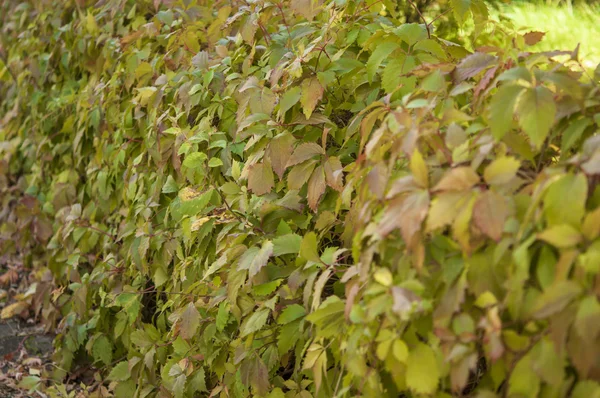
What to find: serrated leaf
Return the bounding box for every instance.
[268,132,295,179]
[278,304,306,324]
[238,241,273,277]
[286,143,325,168]
[453,52,495,82]
[179,303,200,340]
[562,117,592,153]
[93,335,112,366]
[299,232,320,262]
[288,160,317,190]
[410,149,429,188]
[379,190,430,243]
[382,55,417,93]
[273,234,302,256]
[301,77,324,119]
[426,192,469,231]
[432,167,479,192]
[324,156,344,191]
[531,281,582,319]
[515,86,556,148]
[473,190,507,241]
[108,361,130,381]
[279,86,302,116]
[216,301,229,331]
[366,41,400,82]
[307,165,326,211]
[489,84,525,140]
[406,343,440,394]
[248,162,274,196]
[395,23,427,45]
[182,152,207,169]
[483,156,520,185]
[162,175,178,193]
[240,308,270,337]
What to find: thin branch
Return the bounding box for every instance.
[407,0,431,38]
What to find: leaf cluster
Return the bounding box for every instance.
[1,0,600,397]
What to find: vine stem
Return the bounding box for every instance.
[407,0,431,38]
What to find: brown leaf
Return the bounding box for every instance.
[344,282,360,320]
[179,303,200,340]
[432,167,480,192]
[291,0,321,21]
[288,160,317,190]
[474,65,498,99]
[379,190,430,244]
[286,143,324,168]
[267,133,295,179]
[300,77,324,119]
[324,156,344,191]
[248,162,274,196]
[1,301,29,320]
[524,31,545,46]
[473,190,507,241]
[453,52,497,83]
[307,165,326,212]
[0,268,19,286]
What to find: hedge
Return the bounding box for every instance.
[1,0,600,397]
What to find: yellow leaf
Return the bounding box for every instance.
[1,301,29,319]
[410,149,429,188]
[484,156,520,185]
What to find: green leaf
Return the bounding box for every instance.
[366,41,400,82]
[562,117,592,153]
[254,279,283,296]
[544,173,587,227]
[515,86,556,148]
[208,157,223,168]
[182,152,207,169]
[299,232,320,262]
[188,368,207,393]
[531,281,582,319]
[216,301,230,331]
[278,304,306,324]
[93,335,113,366]
[537,224,582,248]
[279,86,302,115]
[395,24,427,46]
[238,241,274,277]
[241,308,270,337]
[273,233,302,256]
[406,343,440,395]
[162,175,178,194]
[108,361,131,382]
[489,84,525,140]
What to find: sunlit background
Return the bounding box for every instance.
[494,0,600,66]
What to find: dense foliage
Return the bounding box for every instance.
[2,0,600,397]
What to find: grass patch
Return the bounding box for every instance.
[492,1,600,66]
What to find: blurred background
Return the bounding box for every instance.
[493,0,600,66]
